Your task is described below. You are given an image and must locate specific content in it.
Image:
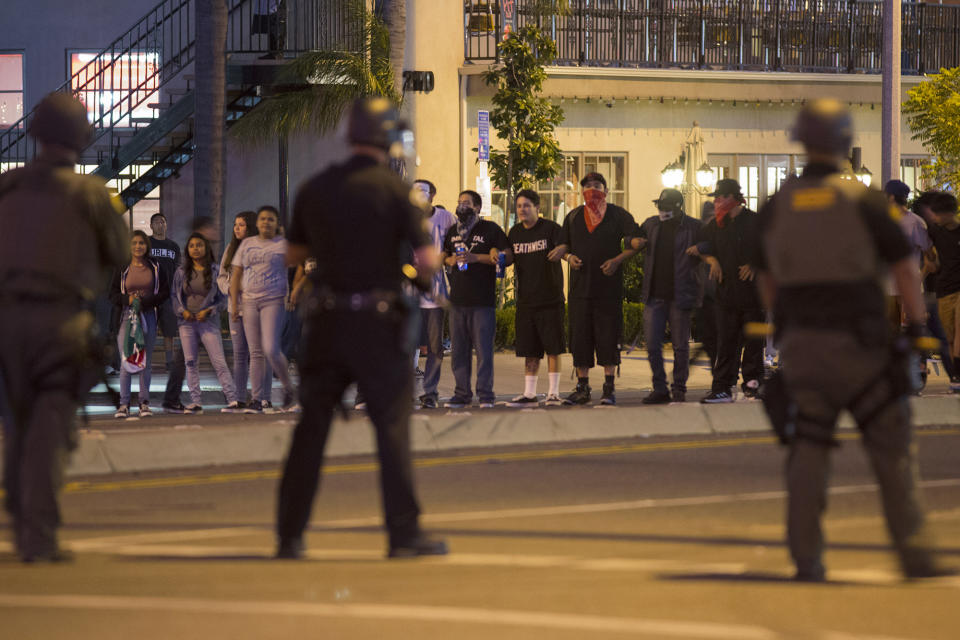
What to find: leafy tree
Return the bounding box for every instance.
[903,67,960,190]
[482,25,565,229]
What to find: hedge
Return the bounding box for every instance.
[494,301,644,351]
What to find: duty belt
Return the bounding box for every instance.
[309,288,404,316]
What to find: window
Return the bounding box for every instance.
[490,152,627,229]
[70,51,159,127]
[0,53,23,128]
[900,156,930,195]
[709,153,805,210]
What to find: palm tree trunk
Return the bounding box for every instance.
[384,0,406,99]
[194,0,228,242]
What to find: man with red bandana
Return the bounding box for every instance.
[687,178,763,403]
[549,172,638,405]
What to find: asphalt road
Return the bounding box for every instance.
[3,429,960,639]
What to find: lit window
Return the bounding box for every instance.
[0,53,24,128]
[70,51,159,127]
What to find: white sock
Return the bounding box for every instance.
[412,350,420,370]
[548,372,560,396]
[524,375,538,398]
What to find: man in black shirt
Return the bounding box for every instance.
[506,189,565,406]
[688,179,763,403]
[919,192,960,365]
[549,172,638,405]
[441,190,510,408]
[277,96,447,559]
[149,212,187,413]
[632,189,703,404]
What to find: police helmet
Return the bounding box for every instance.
[348,96,411,157]
[28,92,93,153]
[790,98,853,155]
[653,188,684,213]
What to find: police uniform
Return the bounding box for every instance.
[275,97,446,559]
[758,161,940,580]
[0,93,128,561]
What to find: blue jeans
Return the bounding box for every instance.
[450,306,496,404]
[180,320,238,405]
[118,309,158,406]
[231,310,273,403]
[242,297,293,403]
[420,308,445,400]
[643,298,692,395]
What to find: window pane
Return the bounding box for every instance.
[71,52,160,127]
[0,53,23,127]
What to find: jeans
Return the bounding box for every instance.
[230,312,273,403]
[450,306,496,404]
[179,320,238,405]
[643,298,692,395]
[420,308,445,399]
[242,296,293,403]
[118,309,158,406]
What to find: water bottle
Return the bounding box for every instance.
[455,244,468,271]
[496,252,506,279]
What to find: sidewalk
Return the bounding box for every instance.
[7,349,960,478]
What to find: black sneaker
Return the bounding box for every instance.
[388,534,449,559]
[671,391,686,403]
[741,380,761,399]
[507,394,539,408]
[419,395,438,409]
[642,390,671,405]
[564,384,592,405]
[600,383,616,405]
[701,390,734,404]
[444,397,470,409]
[162,400,187,414]
[243,400,263,414]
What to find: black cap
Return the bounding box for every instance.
[707,178,743,198]
[884,179,911,201]
[348,96,406,151]
[27,92,93,152]
[580,172,607,190]
[652,188,684,211]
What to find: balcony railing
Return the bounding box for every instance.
[464,0,960,75]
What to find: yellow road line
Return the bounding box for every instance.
[53,428,960,496]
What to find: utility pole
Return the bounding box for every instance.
[881,0,901,186]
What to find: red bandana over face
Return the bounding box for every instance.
[583,188,608,232]
[714,199,737,228]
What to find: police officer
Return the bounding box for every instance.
[0,92,128,562]
[755,98,950,581]
[276,96,447,559]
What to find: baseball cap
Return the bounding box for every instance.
[883,179,911,201]
[652,188,684,211]
[580,172,607,190]
[707,178,743,198]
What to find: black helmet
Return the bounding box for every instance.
[653,188,684,212]
[347,96,408,153]
[791,98,853,155]
[28,92,93,153]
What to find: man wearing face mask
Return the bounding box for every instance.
[630,188,703,404]
[441,190,511,408]
[548,172,639,405]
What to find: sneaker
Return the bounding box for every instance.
[139,401,153,417]
[262,401,275,413]
[221,401,242,413]
[642,390,671,405]
[243,400,263,414]
[282,390,299,412]
[444,397,470,409]
[162,401,186,414]
[414,367,424,379]
[701,390,734,404]
[950,376,960,393]
[419,395,438,410]
[507,394,539,408]
[479,402,496,409]
[564,384,592,405]
[114,405,129,419]
[544,394,563,406]
[600,383,616,406]
[742,380,760,399]
[387,534,449,559]
[185,403,203,414]
[671,391,686,403]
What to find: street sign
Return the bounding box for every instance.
[478,110,489,162]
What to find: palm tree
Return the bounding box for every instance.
[194,0,228,239]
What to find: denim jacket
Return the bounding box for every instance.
[638,212,703,310]
[171,262,227,327]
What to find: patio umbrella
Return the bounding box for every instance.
[681,121,709,218]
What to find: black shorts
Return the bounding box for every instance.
[568,298,621,368]
[156,300,178,338]
[515,304,565,358]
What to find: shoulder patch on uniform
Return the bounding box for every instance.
[887,203,903,223]
[790,187,836,211]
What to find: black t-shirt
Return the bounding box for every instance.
[698,208,761,308]
[149,237,181,284]
[508,218,564,307]
[649,216,678,300]
[928,223,960,298]
[288,155,427,293]
[559,204,637,300]
[443,219,509,307]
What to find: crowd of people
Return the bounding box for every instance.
[100,168,960,418]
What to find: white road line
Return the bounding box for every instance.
[68,527,263,551]
[0,593,783,639]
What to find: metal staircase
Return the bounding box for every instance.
[0,0,355,210]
